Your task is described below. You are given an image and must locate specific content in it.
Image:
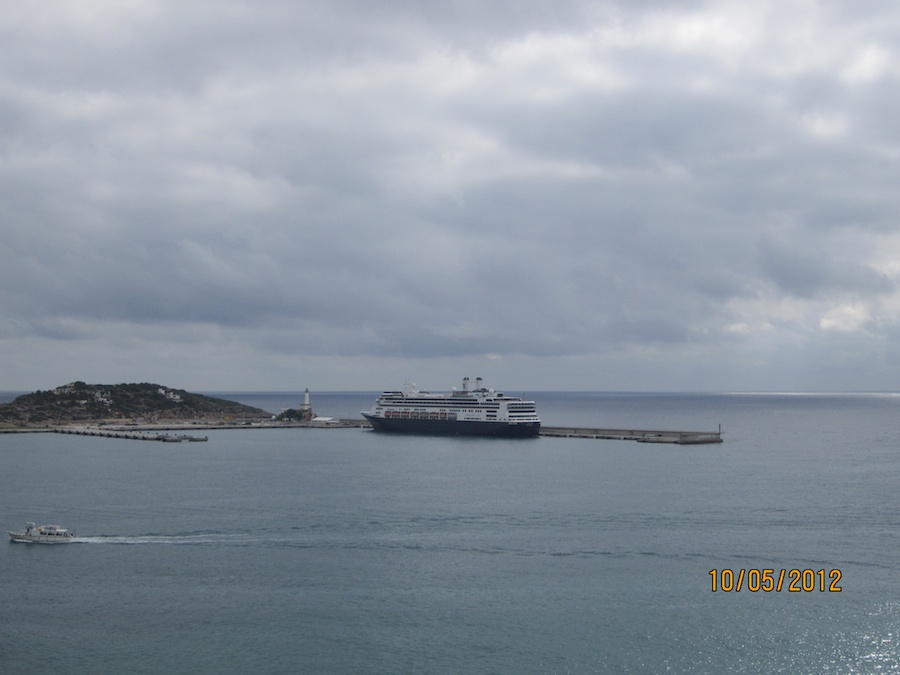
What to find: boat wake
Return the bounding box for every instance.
[74,533,248,545]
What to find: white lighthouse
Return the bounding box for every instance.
[299,388,312,421]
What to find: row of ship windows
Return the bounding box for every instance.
[379,401,503,408]
[377,404,536,414]
[380,410,535,420]
[376,407,504,414]
[384,411,459,420]
[380,394,511,400]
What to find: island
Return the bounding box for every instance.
[0,381,272,429]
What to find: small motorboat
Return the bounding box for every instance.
[8,522,75,544]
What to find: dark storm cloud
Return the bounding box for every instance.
[758,238,895,299]
[2,0,900,390]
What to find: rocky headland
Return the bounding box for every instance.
[0,382,271,428]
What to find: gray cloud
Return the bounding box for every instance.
[2,0,900,391]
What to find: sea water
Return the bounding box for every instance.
[1,392,899,673]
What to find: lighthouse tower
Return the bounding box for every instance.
[298,388,313,422]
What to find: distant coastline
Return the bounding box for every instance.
[0,382,272,429]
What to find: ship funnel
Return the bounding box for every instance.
[462,377,469,391]
[476,377,483,390]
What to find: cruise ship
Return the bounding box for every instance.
[362,377,540,437]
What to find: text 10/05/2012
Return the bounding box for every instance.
[709,568,842,592]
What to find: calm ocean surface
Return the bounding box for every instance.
[2,391,899,674]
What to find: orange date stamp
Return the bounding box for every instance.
[709,568,842,592]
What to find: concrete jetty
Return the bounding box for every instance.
[352,419,722,444]
[31,420,721,444]
[539,426,723,444]
[54,428,208,442]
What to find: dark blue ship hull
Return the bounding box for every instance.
[363,414,540,438]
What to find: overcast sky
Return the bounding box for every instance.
[2,0,900,392]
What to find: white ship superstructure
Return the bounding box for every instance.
[9,522,75,544]
[362,377,540,437]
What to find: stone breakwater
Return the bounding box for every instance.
[0,418,368,435]
[4,420,723,444]
[539,425,723,444]
[55,428,209,442]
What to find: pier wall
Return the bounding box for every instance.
[539,426,722,444]
[7,420,722,445]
